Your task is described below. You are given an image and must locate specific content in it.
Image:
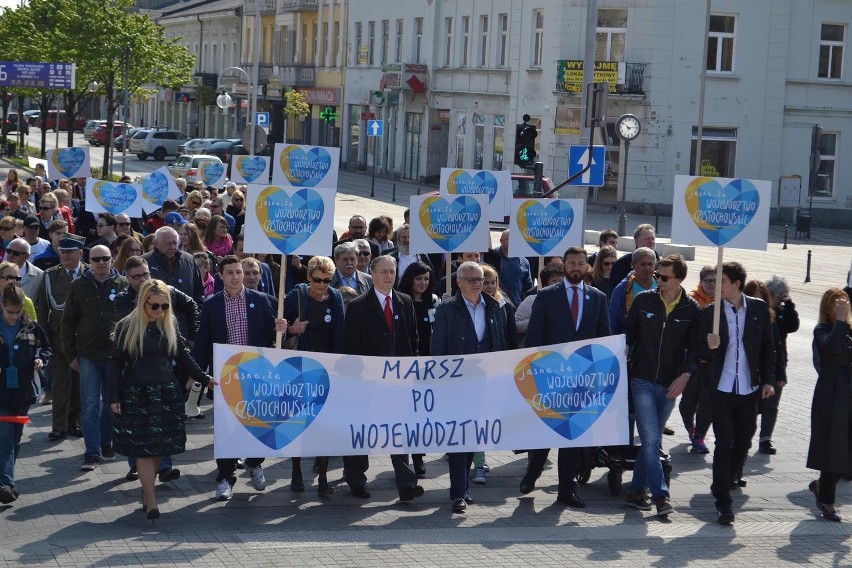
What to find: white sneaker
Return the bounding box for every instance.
[215,479,233,501]
[247,465,267,491]
[472,468,486,484]
[482,462,491,473]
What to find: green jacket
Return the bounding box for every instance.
[61,268,127,363]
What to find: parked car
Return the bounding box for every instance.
[178,137,225,156]
[203,139,242,163]
[38,110,86,132]
[210,141,274,178]
[22,110,40,126]
[83,120,103,141]
[2,113,29,135]
[128,127,190,161]
[167,154,225,185]
[113,128,140,151]
[91,122,133,146]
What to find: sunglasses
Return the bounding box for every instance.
[146,301,170,311]
[232,198,243,202]
[90,256,111,263]
[117,222,131,227]
[2,275,21,281]
[602,260,615,267]
[312,277,332,284]
[4,249,24,257]
[357,251,371,257]
[0,226,14,231]
[39,206,53,211]
[653,272,672,283]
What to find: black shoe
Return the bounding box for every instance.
[350,487,371,499]
[717,505,735,524]
[463,493,474,505]
[69,427,83,438]
[519,473,537,495]
[47,430,66,441]
[126,468,139,481]
[146,508,160,521]
[759,440,777,455]
[101,445,115,461]
[291,478,305,492]
[414,462,427,478]
[399,485,425,502]
[663,426,675,436]
[451,498,466,513]
[0,484,17,504]
[317,483,334,497]
[158,468,181,483]
[193,413,205,420]
[312,459,320,474]
[556,492,586,508]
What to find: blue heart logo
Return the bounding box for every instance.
[685,177,760,246]
[256,186,324,254]
[200,162,225,186]
[220,353,329,450]
[517,200,575,255]
[235,156,268,182]
[52,147,85,177]
[91,181,137,215]
[514,345,620,440]
[141,171,170,205]
[279,146,332,187]
[447,170,499,203]
[418,196,482,252]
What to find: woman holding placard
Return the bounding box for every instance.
[807,288,852,522]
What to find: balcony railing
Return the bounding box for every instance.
[277,0,317,12]
[244,0,276,15]
[277,65,315,87]
[616,63,647,95]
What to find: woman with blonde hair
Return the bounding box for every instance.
[108,279,213,521]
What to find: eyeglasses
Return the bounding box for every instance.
[90,256,111,263]
[312,277,332,284]
[117,222,131,227]
[2,275,21,281]
[146,301,170,311]
[462,277,484,284]
[702,278,716,285]
[39,206,52,211]
[4,249,24,257]
[129,271,149,280]
[357,251,371,257]
[653,272,673,283]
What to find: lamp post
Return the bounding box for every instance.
[219,65,252,151]
[614,113,641,237]
[121,43,131,178]
[216,87,233,138]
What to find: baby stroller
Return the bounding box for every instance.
[576,444,672,497]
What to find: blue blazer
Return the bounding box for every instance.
[193,287,277,371]
[525,280,611,347]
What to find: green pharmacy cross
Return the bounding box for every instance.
[321,106,337,124]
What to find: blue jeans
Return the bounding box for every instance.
[128,455,173,471]
[0,410,25,486]
[78,357,113,459]
[629,378,676,501]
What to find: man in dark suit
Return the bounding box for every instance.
[522,246,612,508]
[694,261,776,524]
[342,255,424,502]
[193,255,287,502]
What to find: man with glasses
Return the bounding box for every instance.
[208,197,235,235]
[115,213,142,242]
[33,220,69,271]
[5,237,43,300]
[609,247,658,335]
[85,213,118,260]
[61,244,128,471]
[114,256,199,483]
[35,237,87,442]
[622,254,701,517]
[335,215,379,258]
[353,239,372,275]
[22,216,49,258]
[330,242,372,294]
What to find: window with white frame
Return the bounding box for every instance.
[381,20,389,65]
[462,16,470,67]
[498,13,508,67]
[479,15,489,67]
[815,132,837,196]
[596,9,626,61]
[368,21,375,65]
[355,22,363,65]
[395,19,403,63]
[445,17,453,67]
[707,14,735,72]
[532,9,544,67]
[414,18,423,63]
[819,23,845,79]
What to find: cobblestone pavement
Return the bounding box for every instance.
[1,167,851,566]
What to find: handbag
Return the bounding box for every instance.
[282,288,301,349]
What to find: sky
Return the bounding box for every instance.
[0,0,23,10]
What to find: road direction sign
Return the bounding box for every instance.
[255,112,270,128]
[0,61,75,89]
[568,145,606,186]
[367,119,384,137]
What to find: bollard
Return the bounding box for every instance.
[654,209,659,235]
[783,225,788,250]
[417,187,421,195]
[392,182,396,202]
[805,249,812,283]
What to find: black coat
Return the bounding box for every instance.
[430,293,510,356]
[343,287,418,357]
[807,321,852,473]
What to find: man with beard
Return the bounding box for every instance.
[522,246,611,508]
[389,224,433,283]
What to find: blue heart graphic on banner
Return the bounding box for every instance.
[279,146,332,187]
[91,181,137,214]
[200,162,225,185]
[52,147,85,177]
[517,200,575,255]
[447,170,499,203]
[221,353,330,450]
[685,177,760,246]
[418,196,482,252]
[514,345,620,441]
[256,186,324,254]
[141,171,170,204]
[235,155,267,182]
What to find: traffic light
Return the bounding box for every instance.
[515,115,537,168]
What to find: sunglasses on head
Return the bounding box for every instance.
[90,256,111,263]
[312,277,332,284]
[653,272,672,282]
[146,301,170,311]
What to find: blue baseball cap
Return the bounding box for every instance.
[164,212,187,226]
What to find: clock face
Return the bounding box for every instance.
[617,115,641,140]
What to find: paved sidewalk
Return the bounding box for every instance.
[1,166,851,566]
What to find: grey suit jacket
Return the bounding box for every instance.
[331,269,373,295]
[21,261,44,300]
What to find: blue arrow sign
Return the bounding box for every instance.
[367,119,384,137]
[568,145,606,187]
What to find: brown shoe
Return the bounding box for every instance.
[656,496,674,517]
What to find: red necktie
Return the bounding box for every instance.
[384,295,394,332]
[571,286,579,328]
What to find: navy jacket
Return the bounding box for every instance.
[525,280,611,347]
[430,293,509,356]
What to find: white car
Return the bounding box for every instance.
[167,154,224,184]
[129,127,190,161]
